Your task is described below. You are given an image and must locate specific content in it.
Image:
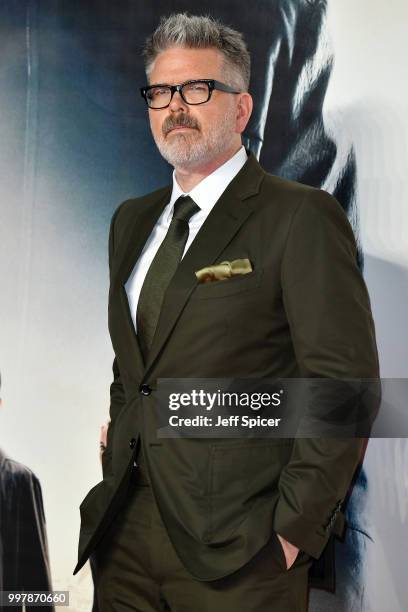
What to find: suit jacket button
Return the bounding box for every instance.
[129,437,137,449]
[139,384,152,396]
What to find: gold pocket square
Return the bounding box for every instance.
[195,258,253,283]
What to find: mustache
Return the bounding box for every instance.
[162,115,200,136]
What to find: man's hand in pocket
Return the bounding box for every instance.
[276,533,300,570]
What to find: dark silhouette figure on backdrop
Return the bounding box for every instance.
[0,371,54,612]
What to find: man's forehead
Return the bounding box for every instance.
[150,46,224,81]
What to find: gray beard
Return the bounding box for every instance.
[154,111,236,169]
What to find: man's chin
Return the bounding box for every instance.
[158,144,206,168]
[162,154,198,168]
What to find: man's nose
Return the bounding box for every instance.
[168,89,188,112]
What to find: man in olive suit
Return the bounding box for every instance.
[74,13,379,611]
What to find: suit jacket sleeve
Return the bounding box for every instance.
[102,204,127,480]
[18,473,54,611]
[273,187,380,559]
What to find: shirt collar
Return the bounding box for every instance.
[165,145,248,224]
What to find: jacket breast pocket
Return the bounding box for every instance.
[191,268,263,300]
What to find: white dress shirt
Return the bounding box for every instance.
[125,145,248,330]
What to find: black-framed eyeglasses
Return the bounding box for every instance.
[140,79,241,109]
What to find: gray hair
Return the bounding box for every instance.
[143,13,250,91]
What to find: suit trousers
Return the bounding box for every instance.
[91,461,312,612]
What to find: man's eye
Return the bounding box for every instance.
[185,83,206,92]
[149,88,169,98]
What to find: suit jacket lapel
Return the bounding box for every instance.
[114,186,172,287]
[111,186,172,375]
[142,152,265,380]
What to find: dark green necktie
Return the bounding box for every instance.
[136,195,200,361]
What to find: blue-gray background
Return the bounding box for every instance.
[1,1,407,610]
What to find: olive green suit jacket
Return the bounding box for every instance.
[73,151,379,586]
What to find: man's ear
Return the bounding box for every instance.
[236,92,253,133]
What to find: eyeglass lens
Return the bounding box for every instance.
[146,82,210,108]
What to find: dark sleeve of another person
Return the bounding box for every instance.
[17,471,55,612]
